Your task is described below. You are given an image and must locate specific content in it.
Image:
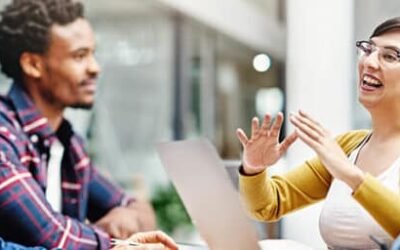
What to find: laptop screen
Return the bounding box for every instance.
[157,138,261,250]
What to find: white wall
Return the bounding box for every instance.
[285,0,354,248]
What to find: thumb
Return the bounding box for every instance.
[236,128,248,146]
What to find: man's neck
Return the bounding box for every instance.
[23,80,64,131]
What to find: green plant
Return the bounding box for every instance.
[151,183,193,234]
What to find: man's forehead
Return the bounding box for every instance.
[49,18,95,50]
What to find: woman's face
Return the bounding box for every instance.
[358,29,400,110]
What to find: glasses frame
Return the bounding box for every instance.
[356,40,400,65]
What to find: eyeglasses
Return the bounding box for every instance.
[356,40,400,66]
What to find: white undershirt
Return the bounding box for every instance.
[319,138,399,249]
[45,139,64,213]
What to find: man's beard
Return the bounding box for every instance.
[70,102,94,110]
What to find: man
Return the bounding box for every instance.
[0,0,177,249]
[0,237,47,250]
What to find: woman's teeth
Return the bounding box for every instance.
[363,76,383,88]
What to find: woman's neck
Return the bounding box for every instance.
[370,110,400,141]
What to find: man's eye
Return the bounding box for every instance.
[73,53,86,61]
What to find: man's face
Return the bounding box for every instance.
[38,18,100,109]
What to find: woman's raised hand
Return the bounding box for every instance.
[236,112,298,175]
[289,110,364,189]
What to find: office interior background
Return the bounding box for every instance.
[0,0,399,248]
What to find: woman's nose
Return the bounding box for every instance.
[362,50,380,70]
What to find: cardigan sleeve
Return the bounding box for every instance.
[239,130,369,221]
[352,174,400,238]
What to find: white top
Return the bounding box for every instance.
[319,138,399,249]
[45,139,64,213]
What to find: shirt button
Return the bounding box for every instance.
[44,139,50,147]
[30,134,38,143]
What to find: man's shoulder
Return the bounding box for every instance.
[0,92,14,112]
[0,94,19,126]
[0,94,25,142]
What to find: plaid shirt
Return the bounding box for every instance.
[0,84,133,249]
[0,237,45,250]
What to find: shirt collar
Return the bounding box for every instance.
[8,83,56,140]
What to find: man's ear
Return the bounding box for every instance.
[20,52,44,79]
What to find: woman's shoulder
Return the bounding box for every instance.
[335,129,370,154]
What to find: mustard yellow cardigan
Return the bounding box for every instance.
[239,130,400,238]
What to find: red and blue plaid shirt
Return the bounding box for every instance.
[0,84,133,249]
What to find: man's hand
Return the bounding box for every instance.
[236,112,298,175]
[111,231,179,250]
[127,199,156,231]
[95,199,156,239]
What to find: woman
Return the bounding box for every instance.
[237,17,400,249]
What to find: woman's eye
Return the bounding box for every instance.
[382,52,398,62]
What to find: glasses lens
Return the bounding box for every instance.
[380,49,399,64]
[359,41,373,55]
[356,40,400,65]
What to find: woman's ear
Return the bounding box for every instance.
[20,52,44,79]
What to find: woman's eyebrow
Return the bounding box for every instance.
[383,45,400,53]
[369,39,400,52]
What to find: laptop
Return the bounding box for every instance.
[156,138,262,250]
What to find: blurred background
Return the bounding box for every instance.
[1,0,400,249]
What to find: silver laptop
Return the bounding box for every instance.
[156,138,261,250]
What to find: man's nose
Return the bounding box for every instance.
[88,55,101,76]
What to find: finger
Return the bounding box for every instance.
[251,117,260,138]
[298,109,321,126]
[294,128,320,152]
[236,129,248,146]
[260,114,272,135]
[270,112,284,138]
[290,114,321,142]
[151,231,178,249]
[278,131,298,154]
[297,110,325,135]
[112,246,131,250]
[108,224,122,239]
[132,243,166,250]
[130,231,178,250]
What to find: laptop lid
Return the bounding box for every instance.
[157,138,261,250]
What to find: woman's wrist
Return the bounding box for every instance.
[240,163,265,176]
[342,167,365,190]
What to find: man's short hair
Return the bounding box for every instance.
[0,0,85,82]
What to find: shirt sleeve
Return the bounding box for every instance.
[352,174,400,238]
[86,165,134,222]
[0,237,46,250]
[239,156,331,221]
[0,137,111,250]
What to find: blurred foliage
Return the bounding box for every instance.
[151,183,193,234]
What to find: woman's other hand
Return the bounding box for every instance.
[236,112,298,175]
[289,110,364,190]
